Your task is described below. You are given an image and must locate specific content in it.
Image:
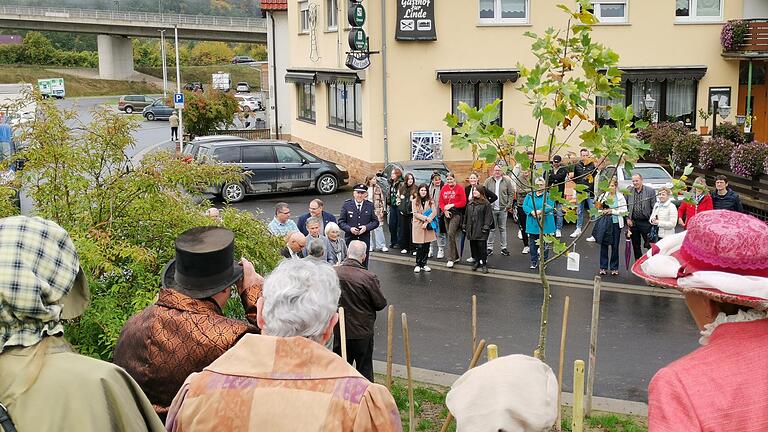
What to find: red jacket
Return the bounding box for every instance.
[677,194,713,228]
[438,184,467,214]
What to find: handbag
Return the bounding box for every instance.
[648,225,659,243]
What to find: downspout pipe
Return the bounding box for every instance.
[381,0,389,163]
[270,12,280,139]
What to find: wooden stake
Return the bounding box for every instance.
[471,294,477,355]
[402,313,415,432]
[572,360,585,432]
[386,305,395,390]
[556,296,571,431]
[487,344,498,361]
[440,339,487,432]
[338,306,347,362]
[586,277,602,416]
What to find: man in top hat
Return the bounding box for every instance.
[113,226,263,421]
[338,183,379,268]
[0,216,165,432]
[633,210,768,431]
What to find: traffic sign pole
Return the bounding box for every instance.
[174,25,183,153]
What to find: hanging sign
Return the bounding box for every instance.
[346,0,371,71]
[345,52,371,70]
[348,28,368,51]
[348,3,366,27]
[396,0,437,41]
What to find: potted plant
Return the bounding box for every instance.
[698,108,711,135]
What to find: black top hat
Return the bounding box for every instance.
[162,226,244,299]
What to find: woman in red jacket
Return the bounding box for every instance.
[438,172,467,268]
[678,176,714,229]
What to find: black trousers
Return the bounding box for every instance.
[516,203,529,247]
[334,336,374,381]
[415,242,430,267]
[399,213,413,251]
[171,126,178,140]
[630,219,651,260]
[469,239,488,265]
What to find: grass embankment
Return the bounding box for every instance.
[137,64,261,89]
[0,65,160,97]
[382,375,648,432]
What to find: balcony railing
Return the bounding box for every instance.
[723,19,768,56]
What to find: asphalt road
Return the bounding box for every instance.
[229,189,700,403]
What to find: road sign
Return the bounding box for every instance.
[348,28,367,51]
[348,3,366,27]
[174,92,184,109]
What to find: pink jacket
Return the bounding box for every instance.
[648,319,768,431]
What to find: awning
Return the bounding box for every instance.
[316,71,361,84]
[614,66,707,83]
[284,71,316,84]
[436,69,520,84]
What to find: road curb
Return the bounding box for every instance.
[373,360,649,417]
[370,252,682,299]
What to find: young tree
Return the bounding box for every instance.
[445,1,652,361]
[182,89,240,138]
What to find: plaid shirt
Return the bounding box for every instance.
[0,216,81,353]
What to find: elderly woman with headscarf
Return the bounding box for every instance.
[634,210,768,431]
[0,216,164,431]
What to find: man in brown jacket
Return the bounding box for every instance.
[113,226,263,421]
[333,240,387,381]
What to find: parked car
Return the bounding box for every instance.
[595,162,682,202]
[183,135,248,158]
[196,140,349,202]
[234,94,264,112]
[235,82,250,93]
[183,82,204,92]
[142,100,175,121]
[118,95,155,114]
[231,55,256,64]
[381,160,450,186]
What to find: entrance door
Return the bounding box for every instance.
[738,61,768,141]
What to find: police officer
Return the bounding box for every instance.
[338,184,379,268]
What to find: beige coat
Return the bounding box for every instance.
[411,197,437,244]
[0,336,165,431]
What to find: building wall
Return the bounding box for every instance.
[267,10,291,136]
[744,0,768,18]
[287,0,743,178]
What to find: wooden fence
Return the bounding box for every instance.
[733,19,768,53]
[213,129,272,140]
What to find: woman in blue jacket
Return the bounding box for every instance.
[523,177,556,269]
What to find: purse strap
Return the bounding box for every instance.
[0,402,17,432]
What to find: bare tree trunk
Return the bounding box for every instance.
[535,263,552,361]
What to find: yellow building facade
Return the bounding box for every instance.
[284,0,755,182]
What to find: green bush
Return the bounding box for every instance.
[183,90,239,138]
[14,96,282,359]
[637,122,689,161]
[713,122,746,145]
[699,137,734,170]
[671,132,702,168]
[0,44,22,64]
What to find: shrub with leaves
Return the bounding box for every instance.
[713,122,746,145]
[730,141,768,178]
[182,90,239,139]
[698,137,734,170]
[637,122,688,161]
[721,20,749,51]
[671,132,702,168]
[13,96,282,359]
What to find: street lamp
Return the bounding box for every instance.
[644,93,657,123]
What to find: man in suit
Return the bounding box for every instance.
[338,184,379,268]
[280,232,307,259]
[297,199,337,236]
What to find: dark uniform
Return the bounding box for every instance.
[338,195,379,268]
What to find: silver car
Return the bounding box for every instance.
[595,162,681,202]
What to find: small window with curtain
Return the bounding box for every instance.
[328,82,362,134]
[451,82,503,130]
[590,1,628,23]
[299,0,310,33]
[479,0,529,24]
[326,0,338,30]
[666,80,696,126]
[297,83,316,123]
[675,0,722,22]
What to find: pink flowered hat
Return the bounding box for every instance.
[632,210,768,310]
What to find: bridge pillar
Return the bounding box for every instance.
[97,35,134,80]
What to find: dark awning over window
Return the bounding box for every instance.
[617,66,707,83]
[436,69,520,84]
[285,71,316,84]
[316,71,361,84]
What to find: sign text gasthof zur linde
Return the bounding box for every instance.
[396,0,437,41]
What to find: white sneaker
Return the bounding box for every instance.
[447,260,454,268]
[369,247,374,252]
[556,229,562,238]
[522,246,530,254]
[437,248,445,259]
[401,249,408,254]
[422,265,431,272]
[570,228,582,238]
[381,246,389,252]
[412,251,416,256]
[414,266,421,273]
[466,257,476,263]
[586,236,596,242]
[428,249,433,258]
[517,230,523,240]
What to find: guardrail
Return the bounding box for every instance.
[0,4,267,29]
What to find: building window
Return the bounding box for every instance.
[675,0,722,22]
[328,82,362,134]
[590,1,628,23]
[326,0,338,30]
[299,0,310,33]
[297,83,316,122]
[596,80,698,128]
[451,82,503,126]
[479,0,529,24]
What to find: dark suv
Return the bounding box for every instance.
[118,95,155,114]
[142,100,175,121]
[195,140,349,202]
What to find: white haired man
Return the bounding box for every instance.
[333,240,388,381]
[165,259,401,432]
